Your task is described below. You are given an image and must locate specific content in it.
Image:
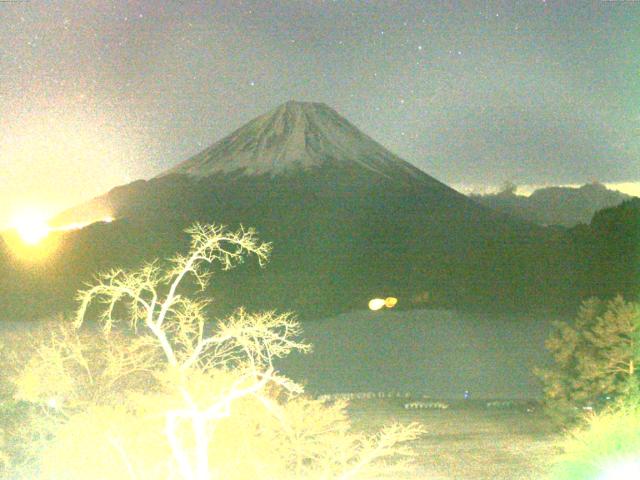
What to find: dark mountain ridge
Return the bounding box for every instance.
[472,182,632,227]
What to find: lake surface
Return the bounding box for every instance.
[277,308,559,399]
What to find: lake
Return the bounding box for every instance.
[277,308,559,399]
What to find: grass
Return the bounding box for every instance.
[346,398,560,480]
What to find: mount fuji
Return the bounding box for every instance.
[53,101,460,225]
[162,100,431,181]
[3,101,576,320]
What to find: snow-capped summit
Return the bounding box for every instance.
[160,100,428,182]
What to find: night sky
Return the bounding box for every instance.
[1,0,638,227]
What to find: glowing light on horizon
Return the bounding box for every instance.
[9,210,50,245]
[0,111,133,234]
[4,209,116,259]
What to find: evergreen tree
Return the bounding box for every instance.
[536,296,640,425]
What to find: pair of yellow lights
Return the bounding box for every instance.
[368,297,398,311]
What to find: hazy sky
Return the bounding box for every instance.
[0,1,638,226]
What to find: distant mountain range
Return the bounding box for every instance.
[471,182,632,227]
[1,102,636,321]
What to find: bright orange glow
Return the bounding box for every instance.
[3,209,116,261]
[9,209,51,245]
[2,227,60,262]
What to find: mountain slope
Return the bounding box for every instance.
[160,100,433,183]
[4,101,579,320]
[570,197,640,301]
[53,101,450,226]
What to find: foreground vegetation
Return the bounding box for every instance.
[538,296,640,479]
[549,401,640,480]
[0,223,423,479]
[1,221,638,479]
[536,296,640,426]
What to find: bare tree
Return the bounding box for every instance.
[10,223,423,480]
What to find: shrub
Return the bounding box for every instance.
[550,400,640,480]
